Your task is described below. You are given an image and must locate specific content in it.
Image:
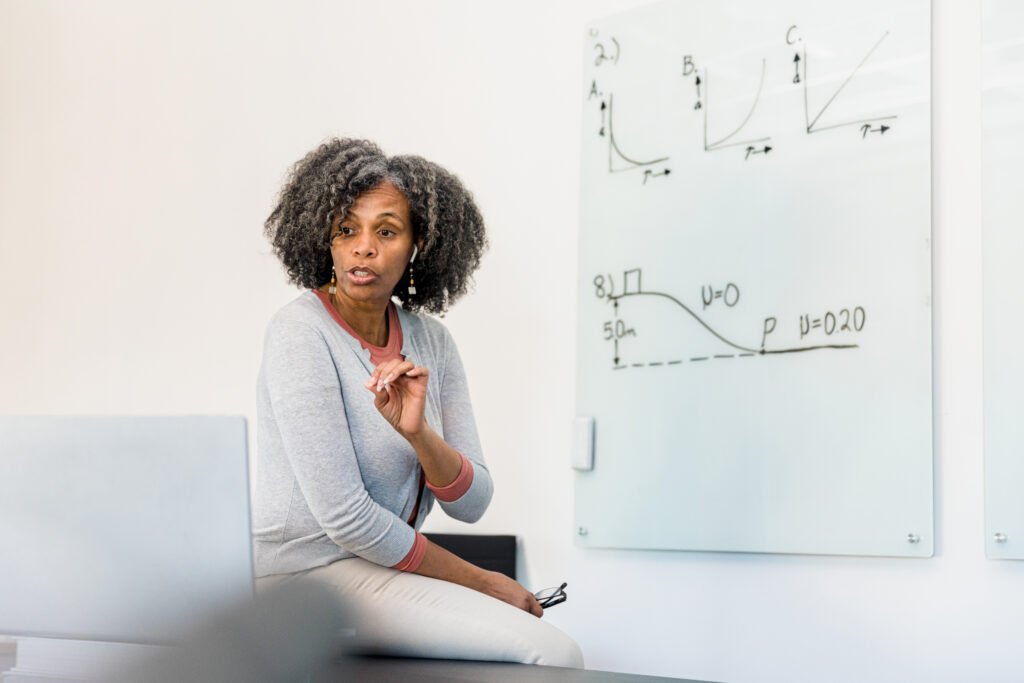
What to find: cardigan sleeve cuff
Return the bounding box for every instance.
[425,453,475,502]
[391,531,427,572]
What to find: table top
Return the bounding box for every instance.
[319,656,720,683]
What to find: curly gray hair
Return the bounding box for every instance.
[265,138,488,315]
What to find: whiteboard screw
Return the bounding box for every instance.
[578,527,589,537]
[994,533,1008,544]
[907,533,920,544]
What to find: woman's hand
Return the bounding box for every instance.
[480,570,544,618]
[364,359,429,439]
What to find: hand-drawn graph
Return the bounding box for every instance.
[701,60,773,156]
[605,94,671,179]
[589,30,672,183]
[592,268,862,371]
[799,32,899,135]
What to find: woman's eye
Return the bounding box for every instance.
[379,228,395,237]
[330,226,354,243]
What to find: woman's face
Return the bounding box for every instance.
[329,180,416,306]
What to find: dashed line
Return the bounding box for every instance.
[612,353,764,370]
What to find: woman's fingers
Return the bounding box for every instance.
[383,361,418,387]
[364,359,414,391]
[364,360,428,392]
[485,571,545,619]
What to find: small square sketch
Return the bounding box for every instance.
[623,268,642,295]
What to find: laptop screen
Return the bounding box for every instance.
[0,416,253,644]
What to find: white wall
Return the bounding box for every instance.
[1,2,1019,681]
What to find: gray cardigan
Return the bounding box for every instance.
[252,291,493,577]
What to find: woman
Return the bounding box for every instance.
[252,138,582,667]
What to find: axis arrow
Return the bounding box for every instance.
[642,167,671,184]
[744,145,772,160]
[860,123,890,138]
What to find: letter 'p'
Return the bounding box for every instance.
[761,317,777,349]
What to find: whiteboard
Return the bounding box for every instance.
[983,0,1024,560]
[574,0,932,557]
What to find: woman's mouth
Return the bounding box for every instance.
[347,267,379,285]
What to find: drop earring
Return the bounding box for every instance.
[329,267,337,295]
[407,246,418,296]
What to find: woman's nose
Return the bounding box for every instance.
[353,235,376,257]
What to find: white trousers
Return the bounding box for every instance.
[256,557,584,668]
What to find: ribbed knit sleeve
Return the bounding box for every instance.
[426,453,475,502]
[432,326,493,522]
[391,531,428,572]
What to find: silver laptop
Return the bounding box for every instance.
[0,416,253,644]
